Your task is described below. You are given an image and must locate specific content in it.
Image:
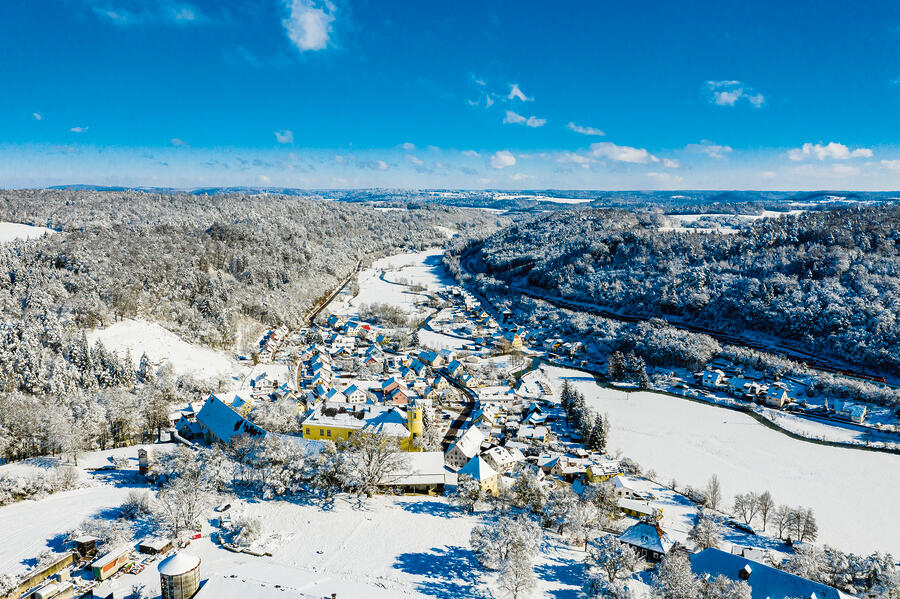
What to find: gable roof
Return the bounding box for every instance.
[458,456,498,481]
[618,522,674,555]
[446,426,485,460]
[197,396,266,445]
[690,548,853,599]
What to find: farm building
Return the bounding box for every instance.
[90,546,131,581]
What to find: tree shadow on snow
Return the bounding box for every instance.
[91,468,147,489]
[393,545,489,598]
[399,499,461,519]
[534,556,586,599]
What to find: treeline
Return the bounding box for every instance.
[0,190,502,396]
[461,206,900,374]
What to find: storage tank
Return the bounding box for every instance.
[158,552,201,599]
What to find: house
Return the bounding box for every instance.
[196,396,266,445]
[618,498,663,522]
[301,402,422,451]
[481,445,525,473]
[515,425,549,443]
[418,350,443,367]
[585,463,623,483]
[444,426,486,470]
[690,548,853,599]
[457,455,500,496]
[327,314,345,329]
[379,451,447,495]
[445,359,464,378]
[604,475,641,499]
[386,386,410,406]
[342,384,368,404]
[379,376,400,393]
[548,455,587,481]
[829,399,868,424]
[324,388,347,403]
[502,331,523,349]
[617,522,674,562]
[701,369,727,389]
[764,382,791,408]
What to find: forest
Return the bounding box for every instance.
[0,190,503,461]
[458,205,900,376]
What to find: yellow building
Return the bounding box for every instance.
[586,464,623,483]
[301,402,420,451]
[458,456,500,496]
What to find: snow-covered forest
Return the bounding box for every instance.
[0,190,504,461]
[455,206,900,375]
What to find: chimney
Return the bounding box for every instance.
[739,564,752,580]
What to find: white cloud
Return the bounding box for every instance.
[503,110,545,127]
[406,154,425,166]
[509,173,535,181]
[646,172,684,185]
[401,142,415,150]
[555,152,593,168]
[258,174,271,184]
[282,0,335,52]
[761,171,777,179]
[32,112,42,121]
[91,2,207,26]
[686,140,733,159]
[566,121,605,136]
[275,130,294,144]
[485,95,495,108]
[508,83,531,102]
[490,150,516,169]
[70,126,89,133]
[880,159,900,170]
[706,80,765,108]
[787,142,873,161]
[170,137,189,147]
[461,150,480,157]
[662,158,681,169]
[503,110,526,125]
[831,164,860,175]
[590,142,659,164]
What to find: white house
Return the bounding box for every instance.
[701,369,727,389]
[445,426,486,470]
[764,382,790,408]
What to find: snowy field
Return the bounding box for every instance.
[0,221,55,243]
[0,443,586,597]
[87,319,238,381]
[541,364,900,556]
[333,249,451,319]
[0,446,166,576]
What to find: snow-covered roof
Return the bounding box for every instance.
[446,426,485,460]
[197,397,266,444]
[458,456,498,481]
[690,548,852,599]
[618,522,673,555]
[385,452,447,486]
[158,552,200,576]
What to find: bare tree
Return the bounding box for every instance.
[497,552,536,599]
[756,491,774,532]
[773,504,792,540]
[704,475,722,511]
[344,432,405,498]
[733,492,760,525]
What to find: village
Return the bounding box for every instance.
[2,249,893,599]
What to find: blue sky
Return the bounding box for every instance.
[2,0,900,189]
